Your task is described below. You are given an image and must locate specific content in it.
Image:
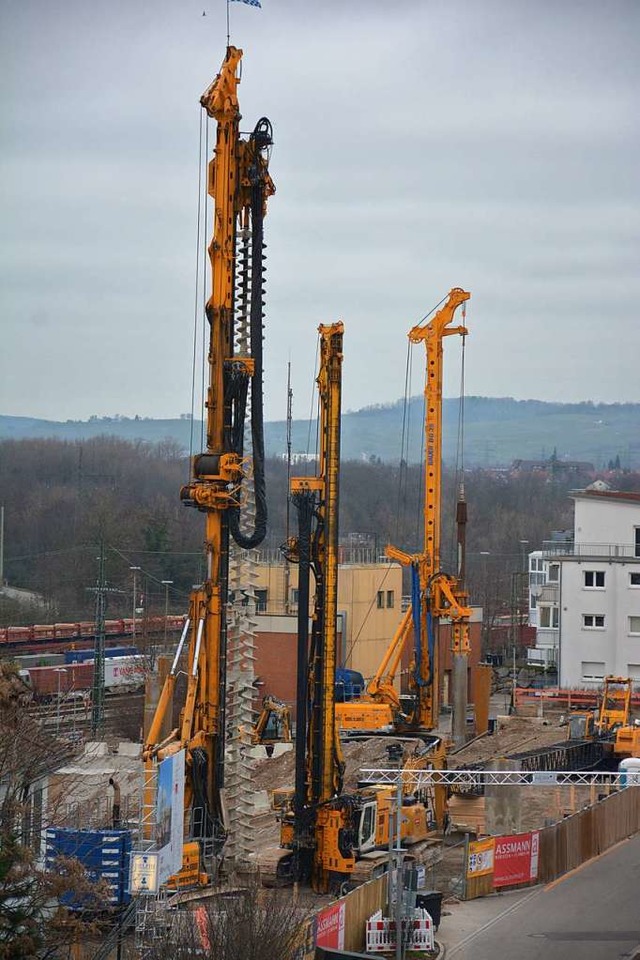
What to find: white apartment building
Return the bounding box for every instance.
[528,489,640,688]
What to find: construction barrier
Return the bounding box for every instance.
[515,687,640,711]
[465,786,640,899]
[366,908,434,953]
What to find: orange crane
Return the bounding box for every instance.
[336,288,472,739]
[142,46,274,882]
[260,324,438,893]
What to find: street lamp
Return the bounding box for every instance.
[161,580,173,645]
[479,551,491,656]
[55,668,67,737]
[130,566,141,641]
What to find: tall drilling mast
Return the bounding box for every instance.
[387,288,472,734]
[270,322,346,892]
[143,46,274,873]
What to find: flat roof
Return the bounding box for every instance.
[572,489,640,504]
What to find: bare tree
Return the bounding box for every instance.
[0,664,112,958]
[133,880,311,960]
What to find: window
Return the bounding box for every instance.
[540,606,558,628]
[548,564,559,583]
[255,589,267,613]
[581,660,606,681]
[627,663,640,681]
[530,594,537,609]
[629,616,640,634]
[291,588,299,605]
[552,607,559,628]
[386,590,395,609]
[584,570,605,589]
[377,591,384,609]
[583,614,605,629]
[630,572,640,587]
[635,528,640,559]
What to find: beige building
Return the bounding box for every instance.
[252,554,403,684]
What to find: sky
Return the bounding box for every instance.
[1,0,639,424]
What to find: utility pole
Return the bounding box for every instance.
[91,544,106,737]
[55,668,67,736]
[284,363,293,615]
[0,503,4,586]
[161,580,173,644]
[130,566,141,640]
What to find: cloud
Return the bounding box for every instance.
[1,0,638,422]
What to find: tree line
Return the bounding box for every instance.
[1,436,638,628]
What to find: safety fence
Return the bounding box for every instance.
[465,786,640,899]
[515,687,640,711]
[366,908,434,953]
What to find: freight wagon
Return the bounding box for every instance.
[0,615,186,648]
[19,655,146,701]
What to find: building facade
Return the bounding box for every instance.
[251,554,403,696]
[529,490,640,687]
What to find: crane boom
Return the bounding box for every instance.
[336,289,472,736]
[143,46,275,880]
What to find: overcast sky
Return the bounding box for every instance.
[1,0,639,424]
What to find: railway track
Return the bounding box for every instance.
[31,691,144,742]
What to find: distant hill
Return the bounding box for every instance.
[1,397,639,468]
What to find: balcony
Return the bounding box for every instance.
[542,541,639,560]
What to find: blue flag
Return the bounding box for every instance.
[231,0,261,6]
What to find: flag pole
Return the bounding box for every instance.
[226,0,230,47]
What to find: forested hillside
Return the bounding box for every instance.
[2,396,639,468]
[3,436,638,630]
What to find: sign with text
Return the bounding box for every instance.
[315,901,346,950]
[130,852,159,894]
[467,837,495,878]
[493,830,539,888]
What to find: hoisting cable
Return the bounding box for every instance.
[449,305,467,565]
[189,108,207,480]
[228,117,272,549]
[305,334,321,460]
[394,337,413,543]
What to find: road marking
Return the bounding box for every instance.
[446,887,543,957]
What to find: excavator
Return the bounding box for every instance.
[142,46,275,884]
[567,675,632,741]
[335,288,472,743]
[239,695,292,755]
[259,324,440,893]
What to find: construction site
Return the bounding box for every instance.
[2,8,640,960]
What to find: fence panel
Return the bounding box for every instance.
[342,874,388,953]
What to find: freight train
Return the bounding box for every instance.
[0,615,186,648]
[18,655,146,702]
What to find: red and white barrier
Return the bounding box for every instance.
[366,908,434,953]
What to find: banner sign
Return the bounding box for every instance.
[467,837,495,878]
[315,901,346,950]
[493,830,539,888]
[156,749,186,884]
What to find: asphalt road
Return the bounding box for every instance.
[441,833,640,960]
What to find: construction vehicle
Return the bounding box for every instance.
[259,324,440,893]
[567,675,632,741]
[142,46,275,883]
[239,695,292,754]
[335,288,472,741]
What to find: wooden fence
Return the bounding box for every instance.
[341,874,388,953]
[466,787,640,899]
[538,786,640,882]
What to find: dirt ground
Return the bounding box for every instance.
[248,713,580,859]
